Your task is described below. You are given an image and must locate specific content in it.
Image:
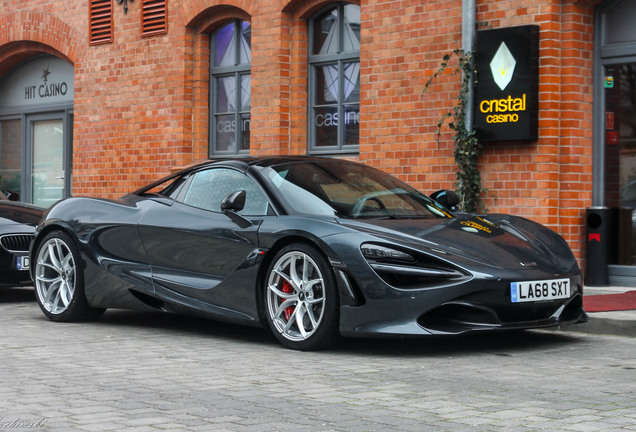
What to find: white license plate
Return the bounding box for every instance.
[16,256,30,271]
[510,278,570,303]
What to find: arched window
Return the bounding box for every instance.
[308,3,360,153]
[210,20,251,156]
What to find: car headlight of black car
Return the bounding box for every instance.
[361,244,416,262]
[361,243,469,289]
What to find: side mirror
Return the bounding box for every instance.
[221,190,251,228]
[221,190,246,213]
[430,190,460,209]
[5,191,20,201]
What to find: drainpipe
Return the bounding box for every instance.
[462,0,475,131]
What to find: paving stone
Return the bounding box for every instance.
[1,289,636,431]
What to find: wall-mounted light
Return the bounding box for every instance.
[116,0,133,14]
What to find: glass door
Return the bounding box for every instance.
[596,0,636,284]
[26,113,68,207]
[0,118,22,200]
[604,62,636,264]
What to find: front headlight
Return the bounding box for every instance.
[361,243,469,289]
[361,244,415,263]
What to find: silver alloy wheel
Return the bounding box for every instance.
[266,251,326,342]
[35,237,77,315]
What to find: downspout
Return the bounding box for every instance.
[462,0,475,131]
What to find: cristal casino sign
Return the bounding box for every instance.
[474,25,539,141]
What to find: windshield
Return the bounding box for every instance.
[259,160,453,220]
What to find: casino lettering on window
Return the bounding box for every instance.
[315,110,359,127]
[216,117,251,134]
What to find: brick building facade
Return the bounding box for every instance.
[1,0,635,284]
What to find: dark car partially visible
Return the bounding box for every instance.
[0,193,43,287]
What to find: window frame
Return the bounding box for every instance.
[209,20,252,157]
[308,3,361,154]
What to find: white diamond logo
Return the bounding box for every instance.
[490,42,516,91]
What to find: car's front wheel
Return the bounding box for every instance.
[264,243,339,350]
[34,231,105,321]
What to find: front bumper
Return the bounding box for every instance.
[337,271,587,337]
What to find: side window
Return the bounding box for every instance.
[182,168,268,216]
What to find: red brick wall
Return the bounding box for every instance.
[0,0,600,263]
[359,0,598,262]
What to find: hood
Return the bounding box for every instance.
[340,214,574,271]
[0,202,45,227]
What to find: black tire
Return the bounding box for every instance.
[264,243,339,350]
[33,230,105,322]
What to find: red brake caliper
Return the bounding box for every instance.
[281,280,294,322]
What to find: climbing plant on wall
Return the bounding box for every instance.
[423,49,485,213]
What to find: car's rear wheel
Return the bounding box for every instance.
[34,231,105,321]
[265,243,339,350]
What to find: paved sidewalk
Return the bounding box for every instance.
[1,287,636,432]
[565,286,636,338]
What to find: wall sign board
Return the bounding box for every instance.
[0,56,74,109]
[474,25,539,141]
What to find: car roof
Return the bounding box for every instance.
[179,155,358,177]
[214,155,348,169]
[132,156,348,195]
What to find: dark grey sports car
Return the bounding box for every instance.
[30,157,587,350]
[1,196,44,287]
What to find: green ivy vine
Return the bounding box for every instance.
[423,48,485,213]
